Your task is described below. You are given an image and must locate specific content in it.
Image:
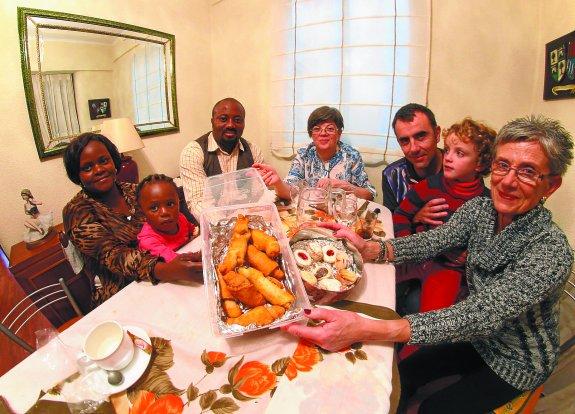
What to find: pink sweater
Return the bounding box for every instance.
[137,213,196,262]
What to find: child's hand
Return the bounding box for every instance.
[413,198,449,226]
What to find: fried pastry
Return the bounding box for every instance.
[217,271,242,317]
[233,214,250,235]
[247,245,285,279]
[222,299,243,318]
[251,229,280,258]
[227,305,286,326]
[223,270,266,308]
[238,267,294,309]
[218,232,250,274]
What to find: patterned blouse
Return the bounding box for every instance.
[284,142,376,198]
[63,182,159,307]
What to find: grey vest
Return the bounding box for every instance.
[196,132,255,177]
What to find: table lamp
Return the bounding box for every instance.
[101,118,145,183]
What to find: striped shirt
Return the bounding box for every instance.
[179,132,265,219]
[388,197,573,390]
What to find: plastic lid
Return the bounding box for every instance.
[202,168,271,209]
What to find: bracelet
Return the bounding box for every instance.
[376,239,390,264]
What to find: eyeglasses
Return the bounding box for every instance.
[491,160,552,185]
[311,125,339,135]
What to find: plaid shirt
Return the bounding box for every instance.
[179,132,265,219]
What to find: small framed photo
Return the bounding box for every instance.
[88,98,111,120]
[544,30,575,100]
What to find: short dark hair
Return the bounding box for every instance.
[392,103,437,132]
[211,97,245,117]
[136,174,179,203]
[307,106,344,135]
[63,133,122,185]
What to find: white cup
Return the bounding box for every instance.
[83,321,134,371]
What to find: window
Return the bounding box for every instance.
[32,72,80,146]
[270,0,431,164]
[132,43,168,130]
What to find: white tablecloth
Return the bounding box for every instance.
[0,203,395,413]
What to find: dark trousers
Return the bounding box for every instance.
[398,342,522,414]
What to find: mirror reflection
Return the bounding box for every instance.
[19,9,179,158]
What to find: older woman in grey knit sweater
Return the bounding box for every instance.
[282,115,574,413]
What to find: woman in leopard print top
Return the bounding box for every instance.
[63,133,202,307]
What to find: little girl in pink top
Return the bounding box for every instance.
[137,174,198,262]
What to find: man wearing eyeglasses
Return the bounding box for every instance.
[180,98,265,219]
[382,104,448,225]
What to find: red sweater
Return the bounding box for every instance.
[393,173,489,238]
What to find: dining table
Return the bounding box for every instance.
[0,201,397,414]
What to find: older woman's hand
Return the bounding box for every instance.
[281,308,368,351]
[282,308,412,351]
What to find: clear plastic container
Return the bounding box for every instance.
[200,202,311,337]
[202,167,272,209]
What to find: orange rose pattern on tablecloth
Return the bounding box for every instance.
[285,340,322,380]
[123,340,367,414]
[130,390,183,414]
[206,351,227,365]
[232,360,277,397]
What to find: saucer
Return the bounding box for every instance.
[86,325,152,395]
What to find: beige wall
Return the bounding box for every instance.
[0,0,212,250]
[2,0,574,250]
[530,1,575,249]
[207,0,575,247]
[74,71,117,131]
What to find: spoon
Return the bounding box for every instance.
[106,370,124,386]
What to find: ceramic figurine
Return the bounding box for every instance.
[21,189,53,244]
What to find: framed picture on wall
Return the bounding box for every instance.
[544,30,575,100]
[88,98,111,120]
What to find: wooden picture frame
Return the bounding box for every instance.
[544,30,575,100]
[88,98,111,120]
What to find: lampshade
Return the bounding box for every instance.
[101,118,144,153]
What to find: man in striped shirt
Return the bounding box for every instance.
[179,98,265,220]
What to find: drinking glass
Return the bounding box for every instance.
[296,188,329,226]
[289,180,309,205]
[328,188,346,218]
[336,192,358,227]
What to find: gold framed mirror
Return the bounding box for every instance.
[18,8,179,159]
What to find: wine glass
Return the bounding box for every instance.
[328,188,346,218]
[296,187,329,226]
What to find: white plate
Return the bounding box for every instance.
[85,325,152,395]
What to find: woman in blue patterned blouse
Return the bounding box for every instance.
[254,106,376,200]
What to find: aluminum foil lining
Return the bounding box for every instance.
[207,215,303,335]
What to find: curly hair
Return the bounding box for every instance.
[136,174,179,203]
[442,118,497,177]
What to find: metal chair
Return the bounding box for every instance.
[559,267,575,355]
[0,278,83,353]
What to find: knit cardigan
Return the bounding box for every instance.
[389,197,573,390]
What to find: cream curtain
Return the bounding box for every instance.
[32,73,80,146]
[269,0,431,164]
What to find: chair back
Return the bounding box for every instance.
[559,267,575,354]
[0,278,82,353]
